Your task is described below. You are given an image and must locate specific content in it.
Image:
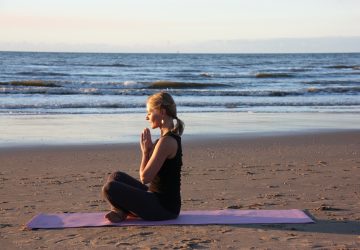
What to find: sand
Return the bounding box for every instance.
[0,130,359,249]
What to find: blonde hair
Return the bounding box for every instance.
[147,92,185,136]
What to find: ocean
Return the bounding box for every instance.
[1,52,360,114]
[1,51,360,146]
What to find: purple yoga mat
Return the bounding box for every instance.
[26,209,313,229]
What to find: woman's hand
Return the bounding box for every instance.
[140,128,153,154]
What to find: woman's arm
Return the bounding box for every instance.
[139,135,177,184]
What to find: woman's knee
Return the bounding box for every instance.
[107,171,127,182]
[102,180,117,197]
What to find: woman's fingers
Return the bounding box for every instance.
[144,129,149,137]
[140,130,146,145]
[146,128,152,141]
[140,128,153,152]
[140,128,149,145]
[143,128,151,141]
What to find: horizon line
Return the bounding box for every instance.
[1,50,360,54]
[1,36,360,54]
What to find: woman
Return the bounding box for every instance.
[102,92,184,222]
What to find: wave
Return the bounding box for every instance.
[3,86,359,97]
[27,62,134,68]
[2,100,359,111]
[17,71,70,77]
[1,103,144,110]
[304,80,360,85]
[255,73,294,78]
[198,72,251,79]
[147,81,229,89]
[326,65,360,70]
[70,73,115,77]
[82,63,133,67]
[179,101,360,108]
[174,72,251,79]
[17,71,119,78]
[289,68,311,72]
[180,69,202,73]
[307,87,360,94]
[134,88,359,96]
[200,72,213,77]
[17,71,115,78]
[0,80,60,87]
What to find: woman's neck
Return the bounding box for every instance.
[161,127,171,136]
[160,120,174,136]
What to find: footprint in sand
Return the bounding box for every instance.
[226,205,243,209]
[247,203,264,209]
[180,238,212,248]
[314,204,344,211]
[0,223,12,228]
[265,193,283,199]
[53,234,79,244]
[317,161,328,166]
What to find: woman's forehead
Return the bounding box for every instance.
[146,103,155,112]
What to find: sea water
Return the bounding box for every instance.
[1,52,359,114]
[0,52,359,146]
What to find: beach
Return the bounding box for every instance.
[1,51,360,248]
[1,128,359,249]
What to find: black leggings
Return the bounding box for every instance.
[102,171,178,221]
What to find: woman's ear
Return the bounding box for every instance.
[160,108,167,116]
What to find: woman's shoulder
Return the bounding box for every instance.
[164,131,181,141]
[158,134,178,150]
[158,135,179,159]
[158,134,178,145]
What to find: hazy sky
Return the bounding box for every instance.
[1,0,360,53]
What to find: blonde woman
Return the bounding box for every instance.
[102,92,184,222]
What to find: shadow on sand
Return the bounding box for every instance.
[233,219,360,235]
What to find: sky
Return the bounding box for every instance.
[1,0,360,53]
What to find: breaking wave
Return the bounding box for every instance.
[0,80,60,87]
[326,65,360,70]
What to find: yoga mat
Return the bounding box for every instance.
[26,209,313,229]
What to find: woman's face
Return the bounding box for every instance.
[146,103,162,129]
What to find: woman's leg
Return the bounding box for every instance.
[102,173,177,221]
[103,171,147,221]
[106,171,148,191]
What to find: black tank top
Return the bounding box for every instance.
[149,131,182,214]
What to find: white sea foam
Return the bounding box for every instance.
[123,81,143,88]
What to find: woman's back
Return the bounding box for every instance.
[149,132,182,214]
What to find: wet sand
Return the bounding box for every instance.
[1,112,360,147]
[0,130,359,249]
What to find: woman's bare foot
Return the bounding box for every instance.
[105,210,128,223]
